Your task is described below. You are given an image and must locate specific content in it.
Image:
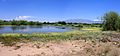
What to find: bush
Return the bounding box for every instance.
[103,11,120,31]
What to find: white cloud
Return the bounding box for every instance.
[16,16,33,20]
[93,19,101,21]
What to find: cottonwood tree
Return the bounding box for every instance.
[103,11,120,31]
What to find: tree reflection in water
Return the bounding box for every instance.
[11,26,27,33]
[0,26,4,30]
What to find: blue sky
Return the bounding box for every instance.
[0,0,120,22]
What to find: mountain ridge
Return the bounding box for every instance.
[65,19,102,24]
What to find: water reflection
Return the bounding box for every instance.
[55,26,66,29]
[11,26,27,33]
[11,26,27,30]
[0,25,77,34]
[29,25,43,28]
[0,26,4,30]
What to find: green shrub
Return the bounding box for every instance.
[103,11,120,31]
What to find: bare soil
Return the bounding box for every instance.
[0,40,119,56]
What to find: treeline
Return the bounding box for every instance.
[0,20,70,25]
[0,20,42,25]
[0,20,101,28]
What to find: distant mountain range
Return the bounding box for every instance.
[65,19,102,24]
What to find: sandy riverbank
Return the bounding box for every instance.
[0,40,119,56]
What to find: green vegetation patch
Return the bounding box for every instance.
[81,27,102,31]
[0,31,119,46]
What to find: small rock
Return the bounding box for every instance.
[17,54,21,56]
[14,46,21,50]
[46,46,50,48]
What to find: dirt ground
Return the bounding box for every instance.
[0,40,120,56]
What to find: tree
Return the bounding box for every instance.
[11,19,18,25]
[115,16,120,31]
[57,21,66,25]
[35,21,42,25]
[0,20,3,25]
[19,20,28,25]
[103,11,120,31]
[29,21,35,25]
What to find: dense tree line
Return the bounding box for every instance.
[0,20,68,25]
[0,20,42,25]
[103,11,120,31]
[0,20,101,28]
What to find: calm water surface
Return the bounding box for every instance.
[0,25,78,34]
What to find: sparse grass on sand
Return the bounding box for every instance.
[0,30,119,46]
[0,30,120,56]
[0,30,102,46]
